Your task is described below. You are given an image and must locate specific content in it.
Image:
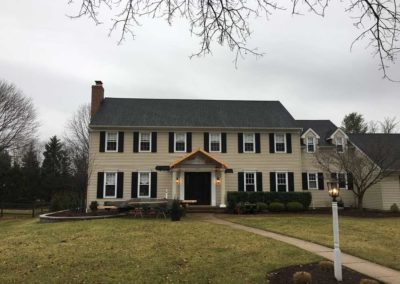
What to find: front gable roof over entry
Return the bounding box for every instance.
[170,149,229,169]
[90,98,297,128]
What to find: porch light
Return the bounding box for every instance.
[216,177,221,185]
[176,177,181,185]
[328,181,340,202]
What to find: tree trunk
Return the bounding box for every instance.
[357,193,364,210]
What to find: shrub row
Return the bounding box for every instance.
[227,192,312,212]
[238,201,305,214]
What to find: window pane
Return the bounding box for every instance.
[244,134,254,143]
[176,133,185,142]
[275,134,285,152]
[210,133,221,152]
[105,173,116,185]
[338,173,346,188]
[139,173,150,197]
[244,143,254,152]
[105,185,115,196]
[105,173,116,197]
[276,173,287,191]
[308,173,317,189]
[140,133,151,151]
[106,133,117,151]
[175,133,186,151]
[245,173,255,192]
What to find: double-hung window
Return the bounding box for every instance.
[174,133,186,152]
[244,172,256,192]
[104,172,117,198]
[336,137,344,153]
[106,132,118,152]
[307,173,318,189]
[332,173,347,189]
[209,133,221,152]
[307,137,315,153]
[276,172,288,192]
[243,133,255,153]
[139,132,151,152]
[275,133,286,153]
[138,172,151,198]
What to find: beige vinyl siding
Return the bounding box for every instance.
[87,129,303,206]
[380,174,400,210]
[363,183,383,210]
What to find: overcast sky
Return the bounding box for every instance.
[0,0,399,141]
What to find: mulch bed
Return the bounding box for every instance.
[50,210,122,217]
[268,262,381,284]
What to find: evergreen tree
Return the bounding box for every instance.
[41,136,71,201]
[21,142,41,201]
[341,112,368,134]
[0,150,11,204]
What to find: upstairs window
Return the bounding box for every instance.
[104,172,117,198]
[174,133,186,152]
[243,133,255,153]
[276,172,288,192]
[307,137,316,153]
[336,137,344,153]
[307,173,318,189]
[275,133,286,153]
[138,172,151,198]
[106,132,118,152]
[244,172,256,192]
[209,133,221,152]
[139,132,151,152]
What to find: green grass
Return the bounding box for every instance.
[0,216,319,283]
[223,215,400,270]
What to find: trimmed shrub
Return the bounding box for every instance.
[256,202,268,213]
[240,202,257,214]
[268,202,285,212]
[318,260,333,271]
[227,192,312,212]
[286,201,305,212]
[293,271,312,284]
[50,191,80,211]
[90,201,98,212]
[390,203,399,213]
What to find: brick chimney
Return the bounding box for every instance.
[91,80,104,117]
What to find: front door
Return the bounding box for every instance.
[184,172,211,205]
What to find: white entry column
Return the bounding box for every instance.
[211,171,216,206]
[220,170,226,208]
[179,171,185,200]
[172,171,177,199]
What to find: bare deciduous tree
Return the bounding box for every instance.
[380,116,398,133]
[69,0,400,78]
[0,80,38,152]
[316,139,399,209]
[368,120,379,133]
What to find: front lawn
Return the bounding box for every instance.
[223,215,400,270]
[0,217,319,283]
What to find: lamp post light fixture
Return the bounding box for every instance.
[328,181,342,281]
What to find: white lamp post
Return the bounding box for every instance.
[328,181,342,281]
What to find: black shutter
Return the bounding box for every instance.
[221,133,227,153]
[302,173,308,190]
[151,172,157,198]
[288,172,294,192]
[168,132,174,153]
[256,172,263,192]
[255,133,261,153]
[133,132,139,153]
[270,172,276,192]
[269,133,275,153]
[117,172,124,198]
[238,172,244,192]
[238,133,243,153]
[286,133,292,153]
[131,172,138,198]
[347,173,354,190]
[186,132,192,153]
[97,172,104,198]
[151,132,157,153]
[118,132,124,152]
[318,173,324,190]
[99,131,105,152]
[204,133,209,152]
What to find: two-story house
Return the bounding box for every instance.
[87,81,400,210]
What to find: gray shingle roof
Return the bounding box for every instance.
[90,98,298,128]
[348,134,400,170]
[295,120,338,145]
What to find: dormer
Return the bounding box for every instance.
[301,128,320,153]
[328,129,349,153]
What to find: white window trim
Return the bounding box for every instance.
[336,137,345,153]
[138,171,152,198]
[307,172,319,190]
[139,132,152,153]
[306,137,316,153]
[209,132,222,153]
[105,132,118,152]
[243,171,257,192]
[103,172,117,198]
[275,172,289,192]
[274,133,287,153]
[174,132,187,153]
[243,133,256,153]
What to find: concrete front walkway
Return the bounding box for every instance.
[205,215,400,284]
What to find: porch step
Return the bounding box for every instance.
[185,206,226,213]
